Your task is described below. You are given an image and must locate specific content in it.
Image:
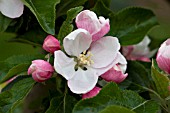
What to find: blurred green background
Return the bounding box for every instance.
[0,0,170,61]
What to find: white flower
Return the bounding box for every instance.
[54,28,124,94]
[0,0,24,18]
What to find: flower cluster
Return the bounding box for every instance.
[27,10,128,98]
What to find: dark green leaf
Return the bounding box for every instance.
[125,61,153,89]
[99,105,135,113]
[22,0,61,34]
[92,0,113,17]
[151,60,170,98]
[133,100,160,113]
[56,0,87,18]
[0,77,35,113]
[46,94,77,113]
[108,7,159,45]
[73,82,159,113]
[58,6,83,41]
[0,13,12,32]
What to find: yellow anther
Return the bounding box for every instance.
[78,51,94,66]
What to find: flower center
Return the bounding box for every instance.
[78,51,94,66]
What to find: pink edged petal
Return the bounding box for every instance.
[64,29,92,56]
[76,10,101,35]
[0,0,24,18]
[156,55,170,74]
[54,50,76,80]
[90,36,120,68]
[68,68,98,94]
[92,17,110,41]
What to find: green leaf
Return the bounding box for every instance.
[151,60,170,98]
[46,94,77,113]
[108,7,159,45]
[22,0,61,34]
[56,0,87,18]
[0,77,35,113]
[58,6,83,42]
[73,82,159,113]
[99,105,135,113]
[92,0,113,17]
[11,27,47,46]
[125,61,153,90]
[133,100,160,113]
[0,13,12,32]
[0,54,44,82]
[0,63,30,83]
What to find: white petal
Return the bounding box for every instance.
[93,52,127,76]
[132,36,150,56]
[0,0,24,18]
[68,68,98,94]
[64,29,92,56]
[90,36,120,68]
[54,50,76,80]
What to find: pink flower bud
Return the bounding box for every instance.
[82,86,101,99]
[43,35,61,54]
[156,39,170,74]
[76,10,110,42]
[28,60,54,82]
[101,64,128,83]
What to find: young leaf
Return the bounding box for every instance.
[108,7,159,45]
[151,60,170,98]
[0,77,35,113]
[58,6,83,42]
[22,0,61,35]
[73,82,159,113]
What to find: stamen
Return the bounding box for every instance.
[78,51,94,66]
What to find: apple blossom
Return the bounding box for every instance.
[101,55,128,83]
[43,35,61,54]
[82,86,101,99]
[54,28,125,94]
[28,60,54,82]
[156,39,170,74]
[76,10,110,42]
[0,0,24,18]
[122,36,156,62]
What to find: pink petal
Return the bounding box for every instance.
[82,86,101,99]
[90,36,120,68]
[92,17,110,41]
[156,55,170,74]
[0,0,24,18]
[64,29,92,57]
[76,10,110,41]
[54,50,76,80]
[101,65,128,83]
[68,68,98,94]
[32,60,54,72]
[76,10,101,35]
[43,35,60,54]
